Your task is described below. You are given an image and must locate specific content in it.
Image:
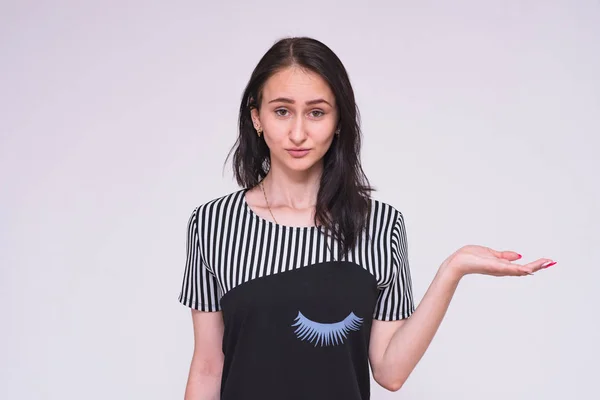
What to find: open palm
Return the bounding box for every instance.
[445,245,556,277]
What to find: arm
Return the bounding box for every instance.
[184,309,225,400]
[369,245,554,391]
[369,261,460,391]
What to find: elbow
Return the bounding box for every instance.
[382,380,404,392]
[373,371,405,392]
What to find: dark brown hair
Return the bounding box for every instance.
[226,36,374,257]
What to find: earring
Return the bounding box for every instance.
[256,127,263,137]
[335,127,340,135]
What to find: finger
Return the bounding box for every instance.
[517,267,535,276]
[488,248,522,262]
[513,264,535,276]
[516,258,555,275]
[527,258,556,273]
[490,258,536,276]
[491,259,529,276]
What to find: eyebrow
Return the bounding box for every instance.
[267,97,333,107]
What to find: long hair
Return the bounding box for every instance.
[226,36,374,258]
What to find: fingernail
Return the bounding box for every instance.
[542,261,557,268]
[516,253,522,259]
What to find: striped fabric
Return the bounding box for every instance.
[178,188,415,321]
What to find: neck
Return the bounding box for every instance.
[262,161,323,210]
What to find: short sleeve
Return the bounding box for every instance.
[178,207,222,312]
[373,211,415,321]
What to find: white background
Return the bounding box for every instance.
[1,1,599,399]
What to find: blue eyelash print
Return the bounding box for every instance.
[291,311,363,347]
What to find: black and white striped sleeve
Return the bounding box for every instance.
[178,207,222,312]
[373,211,415,321]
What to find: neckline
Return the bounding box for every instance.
[241,187,323,230]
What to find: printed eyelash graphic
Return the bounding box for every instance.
[291,311,363,347]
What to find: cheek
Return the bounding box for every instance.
[313,126,336,147]
[261,116,287,138]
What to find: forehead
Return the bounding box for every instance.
[261,66,335,103]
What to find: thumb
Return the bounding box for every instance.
[489,248,522,262]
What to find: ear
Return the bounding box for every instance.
[250,108,261,130]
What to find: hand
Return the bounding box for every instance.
[443,245,556,279]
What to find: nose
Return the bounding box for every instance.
[289,115,307,145]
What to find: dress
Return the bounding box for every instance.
[178,188,415,399]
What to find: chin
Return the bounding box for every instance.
[285,160,317,172]
[277,157,320,173]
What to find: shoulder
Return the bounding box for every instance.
[197,188,246,210]
[188,188,248,222]
[368,197,405,222]
[366,197,408,239]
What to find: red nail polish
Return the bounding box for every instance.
[543,261,557,268]
[516,253,522,259]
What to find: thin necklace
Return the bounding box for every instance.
[259,180,278,224]
[258,180,337,261]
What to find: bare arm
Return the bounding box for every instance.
[369,261,460,391]
[184,309,225,400]
[369,246,555,391]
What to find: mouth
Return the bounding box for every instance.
[286,148,311,158]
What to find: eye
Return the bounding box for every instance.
[275,108,289,117]
[291,311,363,347]
[310,110,325,118]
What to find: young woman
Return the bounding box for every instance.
[177,36,555,400]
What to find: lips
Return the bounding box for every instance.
[287,149,310,158]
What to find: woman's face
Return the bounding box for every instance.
[251,66,338,175]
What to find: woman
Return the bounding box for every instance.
[178,37,555,400]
